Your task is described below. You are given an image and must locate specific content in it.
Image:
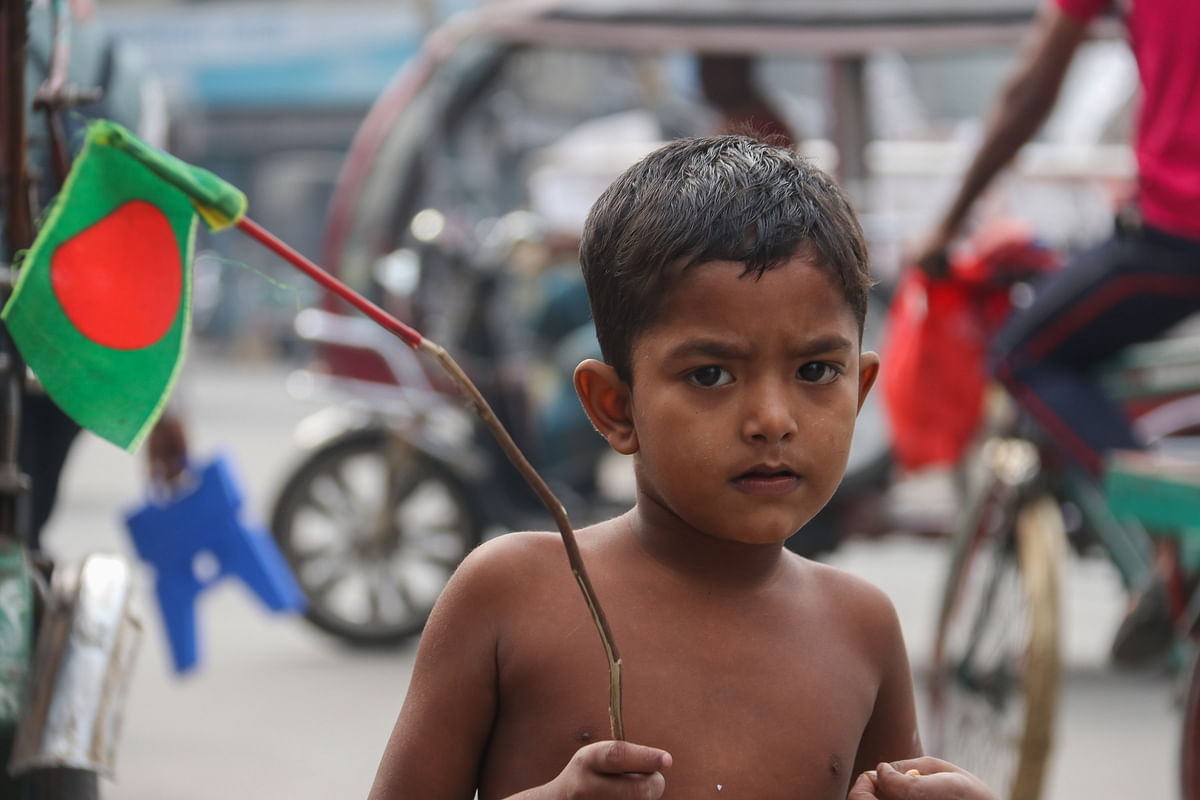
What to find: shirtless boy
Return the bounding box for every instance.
[369,135,997,800]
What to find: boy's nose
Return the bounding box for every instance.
[741,383,798,443]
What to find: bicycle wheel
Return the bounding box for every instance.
[929,450,1065,800]
[270,427,484,646]
[1183,649,1200,800]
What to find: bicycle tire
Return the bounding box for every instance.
[270,428,484,646]
[1183,650,1200,800]
[929,460,1065,800]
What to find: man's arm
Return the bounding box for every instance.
[915,3,1090,272]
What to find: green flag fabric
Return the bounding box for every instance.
[3,120,246,451]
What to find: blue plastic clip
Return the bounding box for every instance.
[125,453,306,673]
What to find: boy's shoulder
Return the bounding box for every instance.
[451,529,572,598]
[786,555,906,643]
[797,555,893,601]
[442,524,621,612]
[423,529,578,647]
[467,527,567,565]
[456,514,629,583]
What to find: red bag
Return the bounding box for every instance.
[882,223,1060,471]
[882,269,992,471]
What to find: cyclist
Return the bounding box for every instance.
[912,0,1200,665]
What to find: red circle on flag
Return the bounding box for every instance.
[51,200,184,350]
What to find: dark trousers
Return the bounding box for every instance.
[992,221,1200,478]
[20,393,81,551]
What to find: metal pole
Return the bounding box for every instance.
[829,54,869,207]
[0,7,35,797]
[0,0,33,544]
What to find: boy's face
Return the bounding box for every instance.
[622,255,877,546]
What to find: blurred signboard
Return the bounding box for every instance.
[103,3,427,111]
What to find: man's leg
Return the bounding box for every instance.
[992,227,1200,477]
[20,394,81,552]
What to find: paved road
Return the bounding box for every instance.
[41,350,1182,799]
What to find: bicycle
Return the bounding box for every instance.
[926,330,1200,800]
[1105,451,1200,799]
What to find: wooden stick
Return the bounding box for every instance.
[236,215,624,739]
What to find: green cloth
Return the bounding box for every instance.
[2,120,246,451]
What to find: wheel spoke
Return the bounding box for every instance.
[306,469,367,528]
[298,550,359,599]
[373,562,423,625]
[409,534,471,568]
[363,563,391,625]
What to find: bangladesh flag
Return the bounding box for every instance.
[2,120,246,451]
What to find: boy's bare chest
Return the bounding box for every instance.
[485,583,879,799]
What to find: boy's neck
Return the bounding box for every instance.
[623,505,791,590]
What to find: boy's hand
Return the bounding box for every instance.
[848,759,1000,800]
[546,740,671,799]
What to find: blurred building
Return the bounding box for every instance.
[85,0,1134,355]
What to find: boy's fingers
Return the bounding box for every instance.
[871,760,999,800]
[883,757,952,776]
[609,771,667,800]
[846,770,879,799]
[868,763,928,799]
[584,740,673,775]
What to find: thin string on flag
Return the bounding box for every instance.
[198,254,306,314]
[235,215,625,741]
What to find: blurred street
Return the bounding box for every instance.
[39,349,1182,800]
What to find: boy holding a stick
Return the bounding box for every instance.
[369,135,997,800]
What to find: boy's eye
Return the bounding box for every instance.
[797,362,840,384]
[687,365,733,388]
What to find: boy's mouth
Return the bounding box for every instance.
[732,465,800,496]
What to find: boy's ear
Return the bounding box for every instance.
[856,351,880,414]
[574,359,638,455]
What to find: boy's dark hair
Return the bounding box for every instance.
[579,134,872,384]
